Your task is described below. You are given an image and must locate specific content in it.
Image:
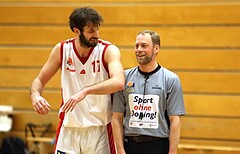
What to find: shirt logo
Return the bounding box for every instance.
[80,69,86,74]
[126,81,134,92]
[152,85,162,90]
[66,57,76,72]
[67,57,74,66]
[127,81,134,87]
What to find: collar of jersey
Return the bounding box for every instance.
[138,64,161,78]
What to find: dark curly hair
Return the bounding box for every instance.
[69,7,104,32]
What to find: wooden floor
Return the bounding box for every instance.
[0,0,240,153]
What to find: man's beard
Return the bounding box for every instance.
[136,50,154,65]
[136,56,152,65]
[79,34,98,48]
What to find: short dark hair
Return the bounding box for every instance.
[69,7,104,32]
[138,30,161,47]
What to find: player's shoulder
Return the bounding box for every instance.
[98,39,112,46]
[99,39,120,49]
[61,38,75,44]
[57,38,75,50]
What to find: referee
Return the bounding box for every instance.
[112,30,186,154]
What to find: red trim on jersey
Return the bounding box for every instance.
[54,89,65,152]
[60,38,75,67]
[54,111,64,152]
[60,41,64,67]
[56,43,65,152]
[101,41,110,74]
[57,40,70,152]
[107,122,116,154]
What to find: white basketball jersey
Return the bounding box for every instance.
[60,38,112,128]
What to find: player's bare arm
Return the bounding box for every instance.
[62,44,125,112]
[86,44,125,94]
[30,43,61,115]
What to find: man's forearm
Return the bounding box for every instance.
[84,77,124,95]
[112,114,126,154]
[169,116,181,154]
[30,78,43,96]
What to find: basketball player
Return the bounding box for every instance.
[112,30,185,154]
[30,7,125,154]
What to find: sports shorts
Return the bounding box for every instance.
[55,123,115,154]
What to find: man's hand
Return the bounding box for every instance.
[31,94,51,115]
[62,89,87,112]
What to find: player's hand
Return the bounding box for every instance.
[62,90,87,113]
[31,94,51,115]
